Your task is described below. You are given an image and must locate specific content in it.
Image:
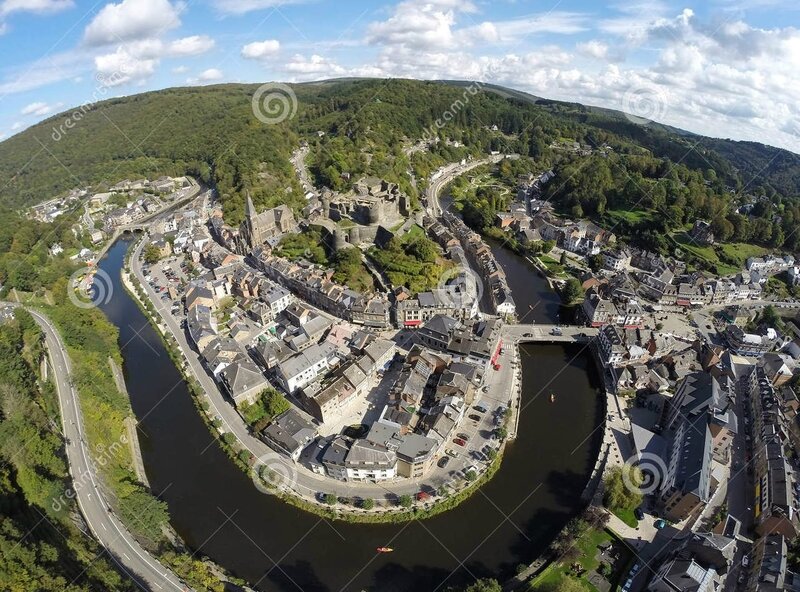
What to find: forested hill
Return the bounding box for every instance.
[0,78,797,220]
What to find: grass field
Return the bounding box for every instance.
[602,209,655,226]
[671,233,741,276]
[612,507,639,528]
[530,528,624,592]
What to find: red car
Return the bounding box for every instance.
[454,438,466,446]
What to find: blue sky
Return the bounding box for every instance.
[0,0,798,152]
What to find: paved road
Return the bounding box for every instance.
[503,323,597,343]
[426,154,514,216]
[20,305,190,592]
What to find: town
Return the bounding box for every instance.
[34,146,800,592]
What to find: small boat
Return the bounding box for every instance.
[376,547,394,553]
[550,393,556,403]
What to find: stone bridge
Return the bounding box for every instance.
[502,323,598,343]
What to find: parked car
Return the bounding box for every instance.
[453,438,466,447]
[437,456,450,468]
[634,507,645,520]
[456,433,469,441]
[469,414,481,422]
[654,519,667,530]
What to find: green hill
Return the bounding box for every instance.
[0,78,797,223]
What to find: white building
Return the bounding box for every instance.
[603,249,630,272]
[276,341,338,393]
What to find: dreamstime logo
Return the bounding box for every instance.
[622,85,669,125]
[51,68,129,142]
[251,82,298,125]
[51,434,128,512]
[250,451,297,496]
[621,452,667,496]
[68,267,114,309]
[437,265,484,314]
[421,80,484,142]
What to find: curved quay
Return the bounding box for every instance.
[21,305,190,592]
[125,236,513,515]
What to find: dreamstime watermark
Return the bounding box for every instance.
[51,69,129,142]
[250,451,298,496]
[251,82,298,125]
[421,80,485,142]
[621,452,667,496]
[51,434,128,512]
[622,84,669,125]
[437,264,484,315]
[68,267,114,309]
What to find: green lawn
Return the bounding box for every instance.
[530,528,617,592]
[602,209,655,226]
[716,241,768,268]
[612,507,639,528]
[539,255,566,277]
[670,232,741,276]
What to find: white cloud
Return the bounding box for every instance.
[0,0,73,17]
[241,39,280,60]
[10,121,23,130]
[21,101,54,115]
[91,35,215,87]
[83,0,181,46]
[282,54,346,80]
[94,44,158,86]
[576,40,609,59]
[172,65,188,74]
[168,35,215,56]
[212,0,306,15]
[198,68,223,81]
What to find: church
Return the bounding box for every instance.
[238,194,297,253]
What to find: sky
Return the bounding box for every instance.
[0,0,798,153]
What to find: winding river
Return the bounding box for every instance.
[97,236,603,592]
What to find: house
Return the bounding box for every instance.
[725,325,775,357]
[186,304,217,350]
[603,248,630,271]
[275,341,338,394]
[260,408,318,460]
[659,411,715,522]
[218,356,268,407]
[744,533,800,592]
[688,219,715,246]
[581,289,618,327]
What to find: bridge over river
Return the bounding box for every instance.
[502,323,598,343]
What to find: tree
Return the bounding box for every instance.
[559,251,567,265]
[561,278,583,303]
[587,253,604,272]
[603,465,643,512]
[324,493,337,506]
[461,578,502,592]
[398,494,413,508]
[361,498,375,510]
[143,244,162,264]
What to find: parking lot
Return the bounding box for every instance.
[142,254,197,318]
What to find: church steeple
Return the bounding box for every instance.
[245,191,256,220]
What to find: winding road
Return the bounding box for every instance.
[15,304,190,592]
[425,153,514,216]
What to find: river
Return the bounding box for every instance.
[97,236,603,591]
